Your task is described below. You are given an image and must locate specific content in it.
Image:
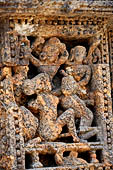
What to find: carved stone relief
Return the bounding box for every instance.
[0,2,113,170]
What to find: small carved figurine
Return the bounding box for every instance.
[85,34,102,64]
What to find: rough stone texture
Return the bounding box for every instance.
[0,1,113,170]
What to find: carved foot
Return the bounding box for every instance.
[55,153,63,165]
[79,139,87,143]
[79,126,95,132]
[78,126,99,140]
[31,161,43,168]
[91,158,99,163]
[90,151,99,163]
[73,136,80,143]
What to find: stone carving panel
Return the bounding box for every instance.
[0,15,113,170]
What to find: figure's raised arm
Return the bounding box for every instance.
[78,66,91,87]
[29,54,41,67]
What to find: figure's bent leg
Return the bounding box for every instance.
[57,108,80,142]
[79,128,99,140]
[79,107,93,131]
[69,95,94,131]
[78,107,99,140]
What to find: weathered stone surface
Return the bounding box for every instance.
[0,1,113,170]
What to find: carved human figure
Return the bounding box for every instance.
[29,37,69,80]
[60,46,97,139]
[0,66,40,143]
[22,73,80,142]
[0,68,40,170]
[0,33,30,105]
[91,47,101,64]
[85,34,102,64]
[9,37,68,104]
[65,45,91,90]
[0,65,30,105]
[60,75,93,134]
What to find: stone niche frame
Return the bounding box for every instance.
[0,3,113,170]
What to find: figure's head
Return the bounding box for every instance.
[34,73,52,93]
[22,73,52,95]
[39,37,64,63]
[13,66,29,76]
[70,46,86,64]
[61,75,77,95]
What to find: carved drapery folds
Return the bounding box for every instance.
[0,13,113,170]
